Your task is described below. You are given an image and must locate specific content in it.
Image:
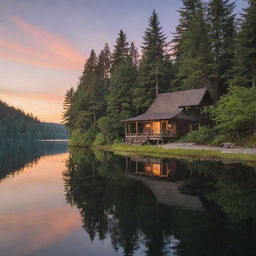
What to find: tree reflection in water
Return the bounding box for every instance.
[0,141,67,182]
[64,148,256,256]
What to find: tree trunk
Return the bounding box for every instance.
[93,109,96,131]
[236,130,240,140]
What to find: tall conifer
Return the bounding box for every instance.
[133,10,171,113]
[176,5,215,95]
[231,0,256,87]
[73,50,99,129]
[62,87,74,130]
[208,0,236,94]
[98,34,137,138]
[172,0,202,60]
[111,30,129,72]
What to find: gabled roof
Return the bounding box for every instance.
[124,87,208,122]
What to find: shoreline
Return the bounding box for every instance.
[102,143,256,164]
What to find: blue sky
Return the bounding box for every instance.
[0,0,247,122]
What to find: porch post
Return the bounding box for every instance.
[125,122,127,136]
[136,121,138,136]
[160,120,162,136]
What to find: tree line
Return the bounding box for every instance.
[0,99,68,140]
[63,0,256,145]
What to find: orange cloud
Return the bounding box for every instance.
[0,16,85,71]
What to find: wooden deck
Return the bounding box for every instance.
[125,131,176,144]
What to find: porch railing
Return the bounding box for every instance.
[126,130,174,137]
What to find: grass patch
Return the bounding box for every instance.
[109,143,256,163]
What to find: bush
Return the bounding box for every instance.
[178,126,214,144]
[93,133,108,146]
[69,129,96,146]
[211,134,229,146]
[113,137,123,144]
[205,86,256,139]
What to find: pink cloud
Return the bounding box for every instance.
[0,16,85,71]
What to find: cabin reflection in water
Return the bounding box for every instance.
[127,156,176,178]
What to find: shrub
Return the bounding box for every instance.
[211,134,230,146]
[178,126,214,144]
[205,86,256,139]
[69,129,96,146]
[93,133,108,146]
[113,137,123,144]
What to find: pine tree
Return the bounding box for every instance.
[98,41,137,138]
[98,61,137,138]
[231,0,256,88]
[98,43,112,80]
[96,43,112,107]
[207,0,236,94]
[176,5,214,94]
[129,42,139,67]
[62,87,74,130]
[133,10,171,113]
[73,50,99,130]
[111,30,129,72]
[172,0,202,60]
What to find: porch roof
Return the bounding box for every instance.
[123,110,182,122]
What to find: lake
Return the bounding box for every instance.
[0,141,256,256]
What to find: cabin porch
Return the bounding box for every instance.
[124,120,177,144]
[124,118,200,144]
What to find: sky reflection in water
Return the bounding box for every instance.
[0,142,256,256]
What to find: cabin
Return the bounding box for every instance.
[123,87,213,144]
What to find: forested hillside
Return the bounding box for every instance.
[0,99,68,140]
[63,0,256,146]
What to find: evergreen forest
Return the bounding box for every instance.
[63,0,256,146]
[0,99,68,140]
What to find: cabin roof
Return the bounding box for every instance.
[123,87,208,122]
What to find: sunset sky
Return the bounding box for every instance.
[0,0,246,123]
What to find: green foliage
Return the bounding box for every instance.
[207,0,236,94]
[113,137,123,144]
[103,61,137,137]
[178,126,215,144]
[69,129,95,147]
[231,0,256,87]
[62,87,75,130]
[64,3,256,146]
[71,49,107,131]
[93,133,109,146]
[133,10,173,113]
[211,134,228,146]
[0,99,67,140]
[176,5,214,90]
[172,0,202,60]
[205,86,256,138]
[111,30,129,72]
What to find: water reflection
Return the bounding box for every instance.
[0,140,68,181]
[0,143,256,256]
[128,156,177,177]
[64,148,256,256]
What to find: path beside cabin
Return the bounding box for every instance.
[160,143,256,155]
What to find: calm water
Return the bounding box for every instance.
[0,142,256,256]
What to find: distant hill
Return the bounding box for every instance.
[0,99,68,140]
